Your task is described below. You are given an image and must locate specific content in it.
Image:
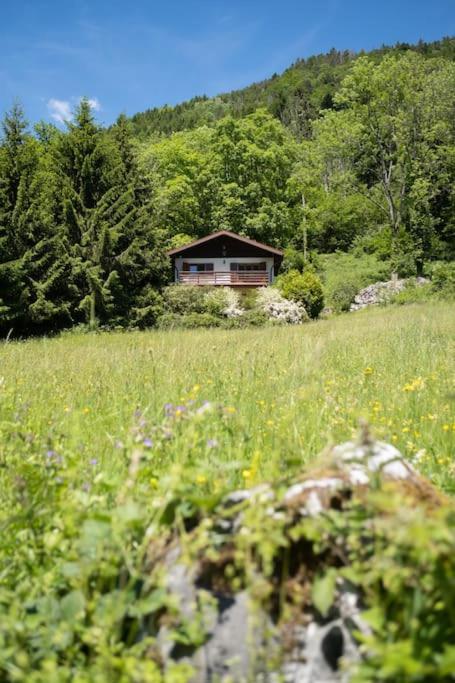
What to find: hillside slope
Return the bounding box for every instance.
[130,36,455,138]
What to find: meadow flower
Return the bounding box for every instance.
[90,458,98,466]
[197,401,213,415]
[196,474,207,485]
[143,438,153,448]
[164,403,174,416]
[402,377,425,392]
[206,438,218,449]
[363,367,374,376]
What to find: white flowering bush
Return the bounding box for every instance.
[222,288,244,318]
[202,288,244,318]
[256,287,308,324]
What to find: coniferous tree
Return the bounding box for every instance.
[0,103,39,334]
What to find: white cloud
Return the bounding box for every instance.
[47,98,72,124]
[87,97,101,111]
[47,96,101,124]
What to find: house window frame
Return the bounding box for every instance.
[230,262,267,272]
[183,262,214,272]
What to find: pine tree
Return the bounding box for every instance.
[0,102,38,335]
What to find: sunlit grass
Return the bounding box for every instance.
[1,302,454,498]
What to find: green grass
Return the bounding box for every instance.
[1,302,454,681]
[1,302,454,494]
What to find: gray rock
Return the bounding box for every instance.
[350,277,428,311]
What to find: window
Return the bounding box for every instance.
[230,262,266,271]
[183,263,214,272]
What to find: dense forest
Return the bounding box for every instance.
[1,37,454,336]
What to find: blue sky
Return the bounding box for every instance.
[1,0,454,126]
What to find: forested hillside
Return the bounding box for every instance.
[1,37,454,337]
[130,37,455,138]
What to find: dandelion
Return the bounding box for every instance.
[225,406,236,414]
[83,407,90,415]
[443,424,450,432]
[196,474,207,485]
[363,367,374,376]
[242,469,252,480]
[150,477,158,488]
[402,377,425,392]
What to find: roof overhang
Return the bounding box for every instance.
[166,230,283,257]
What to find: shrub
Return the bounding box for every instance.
[162,285,206,314]
[130,289,165,328]
[238,289,258,311]
[203,288,232,316]
[277,269,324,318]
[430,262,455,298]
[222,287,244,318]
[256,287,309,324]
[330,280,359,313]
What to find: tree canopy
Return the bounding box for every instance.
[1,38,454,336]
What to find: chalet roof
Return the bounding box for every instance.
[166,230,284,257]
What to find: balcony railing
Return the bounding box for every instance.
[177,271,270,286]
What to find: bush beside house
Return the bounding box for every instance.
[156,285,311,328]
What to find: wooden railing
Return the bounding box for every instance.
[177,271,270,286]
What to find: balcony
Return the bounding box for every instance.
[177,271,270,286]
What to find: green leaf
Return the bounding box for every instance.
[60,590,86,621]
[312,570,336,617]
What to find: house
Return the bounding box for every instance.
[167,230,283,287]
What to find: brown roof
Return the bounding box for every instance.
[166,230,284,257]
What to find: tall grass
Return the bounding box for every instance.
[1,302,454,494]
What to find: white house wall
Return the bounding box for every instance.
[174,257,275,278]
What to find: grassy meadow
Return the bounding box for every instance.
[1,301,455,681]
[1,301,454,495]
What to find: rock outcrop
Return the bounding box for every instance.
[146,433,445,682]
[350,277,428,311]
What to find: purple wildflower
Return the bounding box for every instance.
[46,450,56,459]
[90,458,98,466]
[206,438,218,449]
[143,438,153,448]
